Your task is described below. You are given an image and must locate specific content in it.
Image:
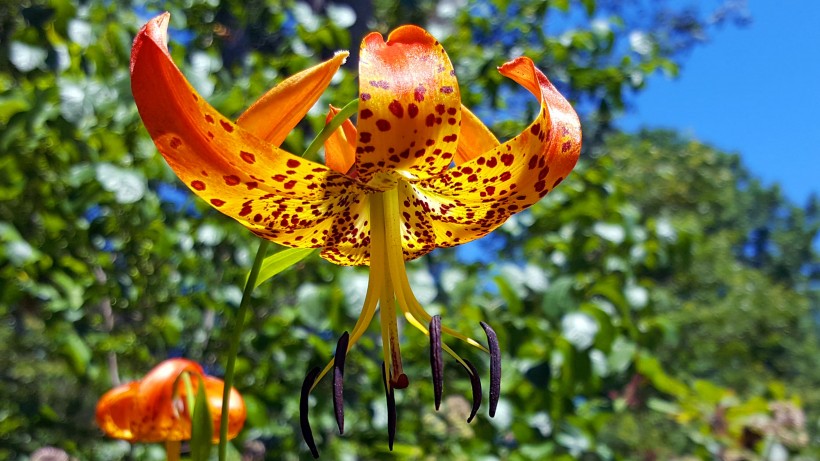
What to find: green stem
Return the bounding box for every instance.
[301,99,359,159]
[218,239,269,461]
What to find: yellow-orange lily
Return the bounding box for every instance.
[131,13,580,456]
[95,358,246,443]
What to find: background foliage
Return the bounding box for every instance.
[1,0,818,459]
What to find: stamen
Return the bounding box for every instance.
[429,315,443,410]
[462,359,482,423]
[309,257,382,393]
[381,362,397,451]
[333,331,349,435]
[300,367,321,459]
[480,321,501,418]
[370,191,410,389]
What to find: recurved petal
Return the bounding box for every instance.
[355,26,461,186]
[237,51,348,145]
[414,57,581,247]
[132,358,203,442]
[323,105,357,175]
[454,104,499,165]
[96,381,140,441]
[131,13,369,252]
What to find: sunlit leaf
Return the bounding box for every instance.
[190,377,213,461]
[251,247,316,289]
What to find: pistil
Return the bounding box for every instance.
[371,190,409,389]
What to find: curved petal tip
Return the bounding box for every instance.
[131,12,171,72]
[386,24,437,45]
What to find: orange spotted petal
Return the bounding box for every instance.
[96,381,141,441]
[454,104,500,165]
[237,51,348,145]
[355,26,461,187]
[323,105,357,175]
[131,13,371,252]
[413,57,581,248]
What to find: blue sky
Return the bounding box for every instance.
[618,0,819,205]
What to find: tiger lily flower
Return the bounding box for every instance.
[131,13,580,456]
[95,358,246,443]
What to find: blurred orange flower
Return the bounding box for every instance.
[95,358,246,443]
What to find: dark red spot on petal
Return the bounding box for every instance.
[284,180,298,189]
[224,175,240,186]
[408,103,419,118]
[205,114,214,124]
[360,109,374,119]
[191,180,206,191]
[211,198,225,207]
[240,151,256,164]
[414,86,426,101]
[376,120,391,131]
[220,120,234,132]
[500,153,514,166]
[388,100,404,118]
[361,93,371,101]
[169,137,182,149]
[530,124,541,136]
[440,86,454,94]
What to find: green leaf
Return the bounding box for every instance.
[251,247,316,289]
[190,376,213,461]
[581,0,596,16]
[60,331,91,375]
[494,274,524,315]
